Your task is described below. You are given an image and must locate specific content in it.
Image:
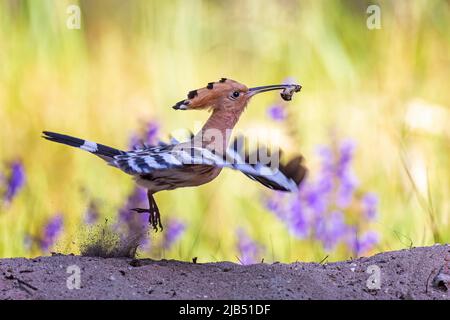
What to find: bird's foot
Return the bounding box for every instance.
[149,210,163,232]
[154,210,163,232]
[131,208,163,232]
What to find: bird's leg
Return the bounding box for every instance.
[131,191,163,232]
[149,195,163,232]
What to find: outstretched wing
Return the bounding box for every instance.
[224,139,307,192]
[240,156,307,191]
[112,140,306,192]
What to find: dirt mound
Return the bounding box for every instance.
[0,245,449,300]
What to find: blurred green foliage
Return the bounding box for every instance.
[0,0,449,262]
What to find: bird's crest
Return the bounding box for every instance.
[172,78,248,110]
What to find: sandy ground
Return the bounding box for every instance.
[0,244,449,300]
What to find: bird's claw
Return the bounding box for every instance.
[131,208,164,232]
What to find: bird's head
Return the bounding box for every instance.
[172,78,301,113]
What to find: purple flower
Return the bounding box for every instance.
[264,137,379,255]
[162,219,186,250]
[264,192,288,220]
[336,140,356,177]
[128,121,160,150]
[359,231,379,254]
[118,187,147,224]
[236,229,265,265]
[145,121,160,146]
[360,231,379,253]
[265,197,280,213]
[315,211,347,250]
[288,198,309,238]
[3,160,25,204]
[314,140,358,209]
[362,193,378,220]
[115,187,150,247]
[40,214,64,251]
[127,187,147,208]
[267,104,287,121]
[303,183,327,215]
[336,171,358,208]
[335,140,358,208]
[128,134,142,150]
[348,229,379,256]
[315,146,335,196]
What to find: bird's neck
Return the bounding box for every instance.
[194,108,244,154]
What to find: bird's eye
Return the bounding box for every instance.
[232,91,240,98]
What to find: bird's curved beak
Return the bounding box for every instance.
[247,84,302,101]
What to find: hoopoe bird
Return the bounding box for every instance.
[43,78,306,231]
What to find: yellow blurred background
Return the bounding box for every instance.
[0,0,449,262]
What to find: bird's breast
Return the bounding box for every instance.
[135,165,222,193]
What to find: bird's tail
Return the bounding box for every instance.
[42,131,125,161]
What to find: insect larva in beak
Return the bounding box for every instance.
[280,84,302,101]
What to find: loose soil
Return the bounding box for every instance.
[0,245,449,300]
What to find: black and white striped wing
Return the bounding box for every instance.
[112,145,300,192]
[223,148,300,192]
[112,145,225,173]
